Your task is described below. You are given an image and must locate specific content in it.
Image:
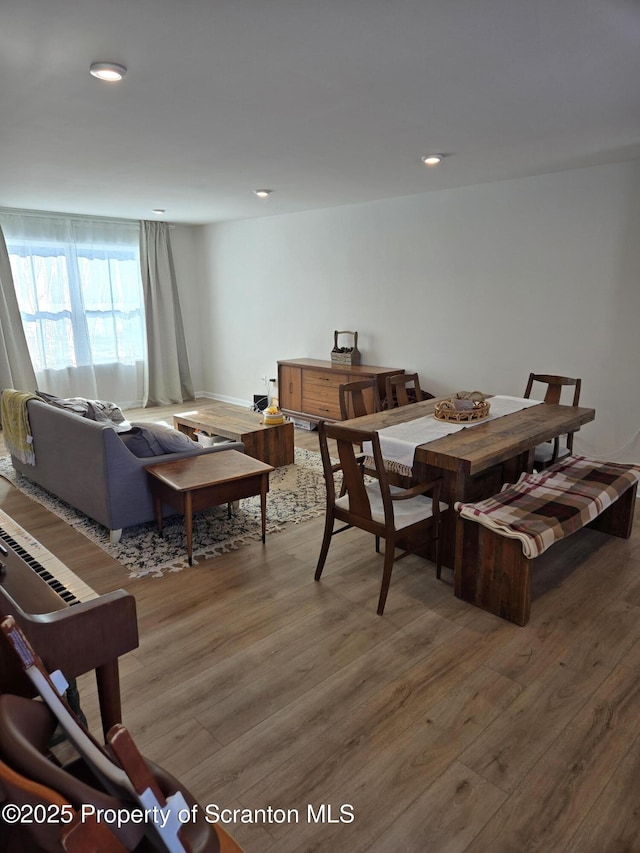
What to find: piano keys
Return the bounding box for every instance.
[0,508,97,606]
[0,508,138,739]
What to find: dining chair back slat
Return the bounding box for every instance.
[335,429,374,519]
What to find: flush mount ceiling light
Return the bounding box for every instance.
[421,154,445,166]
[89,61,127,82]
[152,209,165,215]
[253,189,273,199]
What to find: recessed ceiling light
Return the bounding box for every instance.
[421,154,445,166]
[152,209,165,215]
[89,61,127,82]
[253,189,273,199]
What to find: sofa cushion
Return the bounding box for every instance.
[120,422,200,457]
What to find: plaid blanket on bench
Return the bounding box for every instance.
[455,455,640,559]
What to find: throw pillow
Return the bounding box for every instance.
[119,426,165,457]
[120,422,199,457]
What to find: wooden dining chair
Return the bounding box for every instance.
[385,373,433,408]
[524,373,582,469]
[339,378,381,420]
[315,420,445,615]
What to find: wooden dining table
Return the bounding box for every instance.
[340,395,596,602]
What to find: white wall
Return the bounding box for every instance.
[183,160,640,461]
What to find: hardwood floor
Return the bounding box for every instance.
[1,399,640,852]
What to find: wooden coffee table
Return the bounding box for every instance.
[145,450,274,565]
[173,407,294,468]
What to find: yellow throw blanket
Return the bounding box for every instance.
[1,389,39,465]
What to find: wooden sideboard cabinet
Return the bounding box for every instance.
[278,358,404,422]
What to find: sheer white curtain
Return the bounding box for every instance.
[139,220,194,406]
[0,211,146,403]
[0,225,38,391]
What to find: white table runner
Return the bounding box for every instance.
[363,396,541,471]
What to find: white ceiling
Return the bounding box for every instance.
[2,0,640,225]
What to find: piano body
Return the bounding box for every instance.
[0,508,138,739]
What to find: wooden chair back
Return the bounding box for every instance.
[338,379,381,420]
[385,372,424,408]
[524,373,581,407]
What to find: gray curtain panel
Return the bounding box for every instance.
[139,220,194,406]
[0,225,37,393]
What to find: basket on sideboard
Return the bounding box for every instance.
[331,330,360,366]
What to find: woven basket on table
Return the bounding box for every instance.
[434,392,490,423]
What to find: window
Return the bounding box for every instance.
[2,214,145,374]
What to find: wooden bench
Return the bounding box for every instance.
[455,456,640,625]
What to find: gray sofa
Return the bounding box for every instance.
[8,397,243,543]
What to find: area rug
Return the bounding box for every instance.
[0,449,327,578]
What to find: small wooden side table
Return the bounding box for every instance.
[145,451,274,565]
